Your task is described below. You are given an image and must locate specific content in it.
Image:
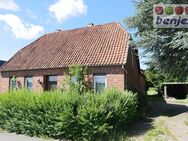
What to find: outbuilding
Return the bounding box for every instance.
[163,82,188,99]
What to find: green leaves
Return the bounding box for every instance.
[69,65,87,94]
[0,89,139,140]
[125,0,188,80]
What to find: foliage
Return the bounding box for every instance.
[147,87,158,96]
[145,64,178,92]
[62,65,88,94]
[0,90,64,137]
[136,92,148,118]
[0,88,138,141]
[125,0,188,81]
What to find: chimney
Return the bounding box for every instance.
[86,23,94,27]
[56,29,62,32]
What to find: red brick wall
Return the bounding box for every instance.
[0,74,9,93]
[33,76,44,91]
[0,48,145,94]
[0,66,125,93]
[107,74,124,90]
[87,66,125,90]
[16,77,24,89]
[0,49,145,94]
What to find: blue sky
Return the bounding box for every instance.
[0,0,146,69]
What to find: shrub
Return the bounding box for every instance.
[62,65,88,94]
[0,90,65,137]
[0,88,138,141]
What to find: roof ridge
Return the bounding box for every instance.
[45,22,121,35]
[1,22,130,72]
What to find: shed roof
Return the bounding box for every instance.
[163,82,188,85]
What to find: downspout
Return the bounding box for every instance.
[122,64,128,90]
[121,33,131,90]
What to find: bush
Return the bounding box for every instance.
[0,88,138,141]
[61,65,88,94]
[0,90,65,137]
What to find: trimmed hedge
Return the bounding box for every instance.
[0,89,138,140]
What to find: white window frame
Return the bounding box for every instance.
[94,74,107,93]
[71,76,77,84]
[47,75,57,91]
[10,77,17,90]
[25,76,33,90]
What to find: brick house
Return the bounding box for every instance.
[0,22,146,94]
[0,60,6,91]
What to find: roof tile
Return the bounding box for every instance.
[1,22,130,72]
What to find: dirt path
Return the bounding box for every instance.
[165,100,188,141]
[128,97,188,141]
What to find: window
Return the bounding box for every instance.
[71,76,77,84]
[94,75,107,93]
[25,76,32,90]
[10,77,16,90]
[47,75,57,90]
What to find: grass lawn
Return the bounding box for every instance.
[147,87,158,96]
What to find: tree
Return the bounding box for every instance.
[125,0,188,81]
[145,62,178,92]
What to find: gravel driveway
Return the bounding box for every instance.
[165,100,188,141]
[128,97,188,141]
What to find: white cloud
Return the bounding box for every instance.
[26,9,38,19]
[49,0,87,22]
[0,0,19,11]
[0,14,44,40]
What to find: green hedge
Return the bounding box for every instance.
[0,89,138,141]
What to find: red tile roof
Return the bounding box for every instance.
[1,22,130,72]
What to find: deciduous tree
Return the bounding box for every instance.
[125,0,188,81]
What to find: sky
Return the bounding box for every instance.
[0,0,146,69]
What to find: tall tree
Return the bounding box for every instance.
[145,62,178,92]
[125,0,188,81]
